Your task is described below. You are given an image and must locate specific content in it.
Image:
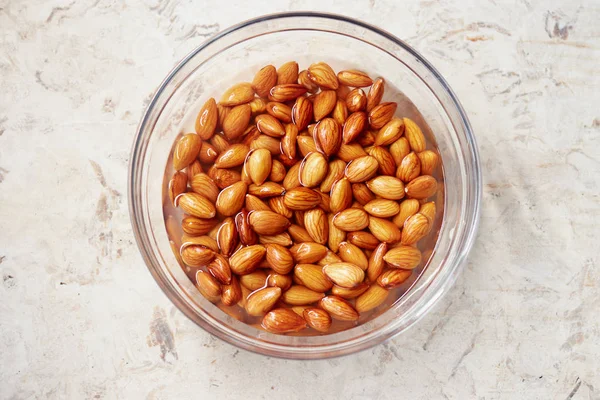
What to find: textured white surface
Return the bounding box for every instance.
[1,1,599,399]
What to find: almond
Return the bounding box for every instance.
[289,96,312,131]
[238,285,252,308]
[248,210,291,235]
[241,269,268,289]
[320,296,359,321]
[195,270,221,302]
[347,231,379,250]
[331,283,369,299]
[207,254,232,284]
[250,96,269,115]
[216,217,238,256]
[252,65,277,98]
[405,175,437,199]
[262,308,307,333]
[377,269,412,289]
[267,272,293,291]
[258,232,293,247]
[390,137,411,165]
[317,251,343,267]
[187,159,203,180]
[368,216,402,243]
[336,84,351,100]
[312,119,341,158]
[319,159,346,193]
[368,101,397,130]
[357,130,376,147]
[366,77,385,112]
[222,103,252,140]
[367,145,396,176]
[264,243,294,274]
[221,275,242,306]
[367,242,388,281]
[214,143,250,168]
[248,182,285,198]
[168,172,187,206]
[355,284,388,313]
[216,105,230,133]
[249,134,281,155]
[401,213,430,245]
[299,152,328,187]
[173,133,202,171]
[181,244,215,267]
[215,181,247,216]
[298,69,319,93]
[307,62,339,89]
[229,244,266,275]
[269,159,286,182]
[294,264,333,292]
[177,192,216,219]
[375,118,404,146]
[383,246,422,269]
[220,82,255,106]
[322,262,364,288]
[269,84,307,102]
[198,142,219,164]
[246,287,282,316]
[403,117,426,152]
[209,167,242,190]
[266,101,292,123]
[337,69,373,87]
[324,213,344,253]
[268,196,293,218]
[282,285,325,305]
[195,98,218,140]
[303,207,328,245]
[417,150,439,175]
[277,61,299,85]
[290,242,328,263]
[244,194,271,212]
[393,199,420,227]
[351,183,376,205]
[313,90,337,121]
[281,123,299,159]
[246,148,272,185]
[235,209,258,246]
[345,155,379,182]
[366,176,405,200]
[419,201,436,223]
[294,210,305,227]
[396,152,421,182]
[256,114,285,137]
[284,187,321,210]
[364,198,401,218]
[181,234,219,252]
[181,216,219,236]
[346,88,367,113]
[332,99,349,126]
[302,308,332,332]
[337,142,367,162]
[190,172,219,202]
[342,111,367,144]
[339,241,370,270]
[333,208,369,231]
[329,177,352,213]
[297,135,318,157]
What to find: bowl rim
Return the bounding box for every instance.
[129,11,482,359]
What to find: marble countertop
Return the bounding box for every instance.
[1,1,599,398]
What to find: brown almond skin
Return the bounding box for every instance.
[269,159,287,183]
[419,201,436,223]
[352,183,376,205]
[347,231,379,250]
[252,65,277,98]
[216,105,230,133]
[337,143,367,162]
[397,152,421,183]
[248,210,291,236]
[345,155,379,183]
[329,177,352,214]
[258,232,293,247]
[322,262,365,288]
[209,167,242,190]
[187,159,203,180]
[284,187,321,210]
[304,208,328,245]
[298,69,319,93]
[215,143,250,168]
[333,208,370,231]
[235,209,258,246]
[195,98,218,140]
[277,61,299,85]
[297,135,318,157]
[299,152,328,188]
[294,264,333,292]
[221,276,242,306]
[390,137,411,165]
[366,176,405,200]
[168,172,187,206]
[215,181,247,217]
[247,148,272,186]
[288,224,313,243]
[181,235,219,252]
[314,118,342,157]
[332,99,349,126]
[366,77,385,112]
[338,242,369,270]
[220,83,255,106]
[265,243,294,274]
[250,135,281,155]
[357,130,376,147]
[269,196,293,218]
[216,217,238,257]
[364,199,401,218]
[246,287,282,316]
[378,269,412,289]
[337,70,373,87]
[267,273,293,291]
[198,142,218,164]
[331,283,369,299]
[417,150,439,176]
[269,84,308,102]
[181,244,215,267]
[405,175,438,199]
[308,62,339,89]
[190,172,219,203]
[375,118,405,146]
[342,111,368,144]
[320,159,346,193]
[256,114,286,137]
[327,213,346,253]
[320,296,359,321]
[290,242,328,263]
[229,244,266,275]
[313,90,337,121]
[248,182,285,198]
[266,101,293,123]
[173,133,202,171]
[262,308,307,333]
[223,104,252,140]
[393,199,421,227]
[282,285,325,305]
[182,216,219,236]
[367,146,396,176]
[292,96,313,131]
[368,216,402,244]
[346,88,367,113]
[368,102,397,130]
[383,246,422,269]
[403,117,426,152]
[318,251,343,267]
[195,270,221,302]
[303,308,332,332]
[401,213,431,245]
[244,194,271,212]
[178,192,216,219]
[207,254,233,284]
[367,242,388,281]
[355,284,389,313]
[281,124,299,159]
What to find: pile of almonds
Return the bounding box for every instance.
[167,61,440,334]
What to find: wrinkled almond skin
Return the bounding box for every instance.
[216,181,247,216]
[209,167,242,190]
[220,83,255,106]
[405,175,437,199]
[308,62,339,89]
[265,101,292,123]
[390,137,411,165]
[262,308,307,333]
[368,216,402,244]
[187,159,203,180]
[267,272,293,291]
[298,69,319,93]
[235,209,258,246]
[347,231,379,250]
[368,102,397,130]
[182,216,219,236]
[290,242,328,263]
[247,148,272,185]
[281,123,299,159]
[352,183,376,205]
[322,262,364,288]
[383,246,422,269]
[345,155,379,183]
[221,276,242,306]
[342,111,367,144]
[256,114,286,137]
[288,224,313,243]
[190,172,219,202]
[292,96,313,131]
[178,192,216,219]
[244,194,271,212]
[375,118,405,146]
[333,208,370,231]
[277,61,299,85]
[393,199,421,227]
[215,143,250,168]
[168,172,187,206]
[248,182,285,198]
[223,104,252,140]
[282,285,325,305]
[181,244,215,267]
[337,143,367,162]
[216,217,238,257]
[313,118,342,157]
[303,308,332,332]
[195,270,221,302]
[346,88,367,113]
[417,150,439,176]
[355,284,388,313]
[284,187,321,210]
[252,65,277,98]
[248,210,291,236]
[269,159,287,182]
[264,243,294,274]
[366,77,385,112]
[367,242,388,281]
[337,70,373,87]
[242,271,269,290]
[377,269,412,289]
[229,244,266,275]
[250,135,281,155]
[304,208,328,245]
[299,152,328,188]
[173,133,202,171]
[332,99,349,126]
[269,84,308,102]
[403,117,426,152]
[207,254,233,284]
[195,98,218,140]
[397,152,421,183]
[358,130,376,147]
[367,145,396,176]
[367,176,405,200]
[297,135,318,157]
[331,283,369,299]
[246,287,282,316]
[182,234,219,251]
[327,213,346,253]
[269,195,293,218]
[198,142,219,164]
[338,241,369,270]
[401,213,431,245]
[364,199,401,218]
[294,264,333,292]
[419,201,436,223]
[313,90,337,121]
[258,232,293,247]
[319,159,346,193]
[329,177,352,214]
[320,296,359,321]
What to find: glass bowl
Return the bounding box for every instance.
[128,12,481,359]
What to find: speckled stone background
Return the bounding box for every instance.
[1,0,599,399]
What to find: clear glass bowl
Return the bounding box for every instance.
[128,12,481,359]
